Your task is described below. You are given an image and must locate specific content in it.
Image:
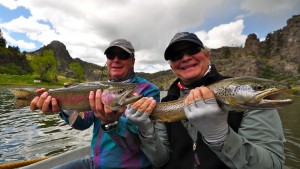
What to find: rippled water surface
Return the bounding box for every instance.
[0,87,92,163]
[0,87,299,168]
[278,96,300,169]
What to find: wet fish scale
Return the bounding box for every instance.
[10,77,294,123]
[150,77,293,122]
[10,81,142,112]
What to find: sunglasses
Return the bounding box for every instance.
[169,46,202,61]
[106,51,132,60]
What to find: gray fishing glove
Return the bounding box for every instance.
[184,98,229,143]
[125,105,154,137]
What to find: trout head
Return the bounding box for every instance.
[101,82,142,111]
[219,77,293,110]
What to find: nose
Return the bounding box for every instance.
[181,53,192,61]
[113,56,121,61]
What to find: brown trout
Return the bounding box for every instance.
[150,76,293,122]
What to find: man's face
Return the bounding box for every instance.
[169,42,210,85]
[106,47,135,81]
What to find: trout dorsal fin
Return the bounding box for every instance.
[63,82,79,88]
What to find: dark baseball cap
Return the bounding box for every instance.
[164,32,204,60]
[104,39,135,56]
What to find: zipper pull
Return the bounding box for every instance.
[193,142,200,167]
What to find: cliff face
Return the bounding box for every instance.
[32,41,104,81]
[9,14,299,86]
[210,14,300,80]
[33,41,73,74]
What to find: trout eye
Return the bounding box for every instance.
[117,89,124,94]
[255,85,264,90]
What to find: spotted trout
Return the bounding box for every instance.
[10,81,146,111]
[150,76,293,122]
[10,81,147,125]
[10,77,293,123]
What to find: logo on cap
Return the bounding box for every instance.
[172,32,189,42]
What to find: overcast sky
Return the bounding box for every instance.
[0,0,299,73]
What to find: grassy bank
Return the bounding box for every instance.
[291,85,300,95]
[0,74,78,88]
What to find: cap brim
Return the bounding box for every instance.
[164,39,203,60]
[104,45,133,55]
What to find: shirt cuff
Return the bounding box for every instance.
[202,127,233,151]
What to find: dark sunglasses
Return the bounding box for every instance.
[106,51,132,60]
[170,46,202,61]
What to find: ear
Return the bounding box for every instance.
[168,60,172,68]
[204,51,210,59]
[132,57,135,64]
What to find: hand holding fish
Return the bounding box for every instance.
[125,97,156,137]
[30,89,61,113]
[184,86,229,143]
[89,89,124,124]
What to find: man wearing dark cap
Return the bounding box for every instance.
[161,32,285,169]
[30,39,170,169]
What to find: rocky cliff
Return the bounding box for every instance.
[31,41,104,81]
[210,14,300,84]
[22,14,300,87]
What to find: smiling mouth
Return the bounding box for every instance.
[181,64,198,70]
[112,66,123,69]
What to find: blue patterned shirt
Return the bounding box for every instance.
[60,76,160,168]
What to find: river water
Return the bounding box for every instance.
[0,87,299,168]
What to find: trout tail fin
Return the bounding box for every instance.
[9,88,38,108]
[9,88,38,99]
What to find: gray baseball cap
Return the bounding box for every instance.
[104,39,135,55]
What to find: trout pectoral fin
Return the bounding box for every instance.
[68,111,85,126]
[78,112,85,119]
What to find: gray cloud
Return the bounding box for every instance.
[0,0,298,73]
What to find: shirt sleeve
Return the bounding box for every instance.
[208,109,285,169]
[139,122,170,167]
[104,116,141,150]
[139,86,170,167]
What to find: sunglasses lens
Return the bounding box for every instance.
[170,53,183,61]
[106,52,131,60]
[186,47,201,56]
[169,46,201,61]
[106,53,115,60]
[118,52,131,60]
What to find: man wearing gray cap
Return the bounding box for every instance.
[30,39,170,169]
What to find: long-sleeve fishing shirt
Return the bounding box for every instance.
[60,76,170,169]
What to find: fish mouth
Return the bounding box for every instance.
[255,88,293,107]
[118,86,142,106]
